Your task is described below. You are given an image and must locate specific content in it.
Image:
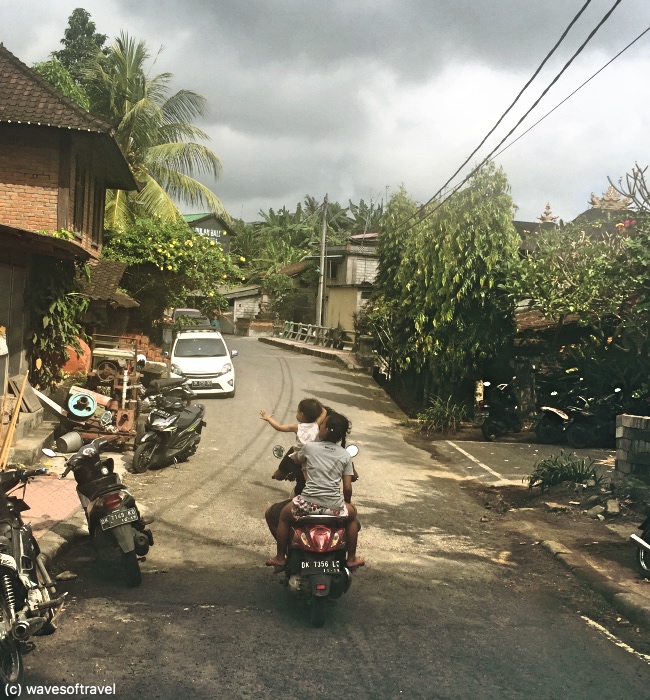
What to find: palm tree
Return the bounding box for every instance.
[87,32,225,230]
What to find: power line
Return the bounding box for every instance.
[395,0,624,236]
[494,24,650,159]
[421,0,595,211]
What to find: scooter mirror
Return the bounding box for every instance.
[272,445,285,459]
[41,448,57,458]
[346,444,359,458]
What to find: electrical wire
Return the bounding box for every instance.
[493,24,650,159]
[394,0,624,236]
[420,0,594,212]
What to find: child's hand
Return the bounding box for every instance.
[260,410,271,422]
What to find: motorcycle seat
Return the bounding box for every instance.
[144,377,187,396]
[295,514,348,525]
[77,475,122,500]
[175,406,204,430]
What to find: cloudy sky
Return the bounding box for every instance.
[2,0,649,223]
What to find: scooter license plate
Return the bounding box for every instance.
[100,507,138,530]
[301,559,341,575]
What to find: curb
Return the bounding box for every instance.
[258,336,369,372]
[37,509,87,569]
[541,539,650,627]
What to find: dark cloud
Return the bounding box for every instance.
[1,0,649,221]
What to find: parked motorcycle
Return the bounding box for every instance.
[43,437,153,587]
[131,389,206,473]
[631,513,650,579]
[271,443,359,628]
[564,388,623,449]
[0,465,63,687]
[478,381,523,441]
[533,390,590,445]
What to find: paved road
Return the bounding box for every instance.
[432,438,615,486]
[27,338,650,699]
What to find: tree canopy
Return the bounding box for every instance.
[365,163,519,389]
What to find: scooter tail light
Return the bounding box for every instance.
[100,493,123,511]
[309,526,332,552]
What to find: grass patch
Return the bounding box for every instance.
[415,396,470,435]
[525,450,602,492]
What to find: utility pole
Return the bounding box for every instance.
[316,195,328,326]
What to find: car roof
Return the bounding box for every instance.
[174,328,224,339]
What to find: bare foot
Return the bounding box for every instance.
[346,556,365,570]
[265,556,287,568]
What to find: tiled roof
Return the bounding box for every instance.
[0,43,113,134]
[84,258,139,308]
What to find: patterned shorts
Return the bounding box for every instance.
[291,495,348,518]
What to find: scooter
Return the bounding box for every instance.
[564,388,623,449]
[0,466,63,688]
[272,443,360,628]
[131,392,206,473]
[631,513,650,579]
[478,381,523,441]
[43,437,153,587]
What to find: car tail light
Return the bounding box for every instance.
[309,526,332,551]
[99,493,123,511]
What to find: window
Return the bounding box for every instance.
[327,260,340,280]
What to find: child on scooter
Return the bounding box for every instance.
[260,397,327,489]
[265,411,364,571]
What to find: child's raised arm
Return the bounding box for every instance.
[260,410,298,433]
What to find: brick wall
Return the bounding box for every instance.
[0,125,103,254]
[616,414,650,481]
[0,138,59,231]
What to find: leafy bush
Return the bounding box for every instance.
[525,450,601,492]
[416,396,470,435]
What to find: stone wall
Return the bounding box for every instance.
[616,414,650,481]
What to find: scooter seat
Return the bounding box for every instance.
[295,514,348,525]
[77,474,122,500]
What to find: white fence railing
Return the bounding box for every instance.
[276,321,357,351]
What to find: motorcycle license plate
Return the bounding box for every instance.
[301,559,341,575]
[192,380,212,388]
[100,507,138,530]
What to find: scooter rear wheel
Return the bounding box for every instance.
[132,442,158,473]
[566,424,593,449]
[123,551,142,587]
[535,417,565,445]
[310,596,327,628]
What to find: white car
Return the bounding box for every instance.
[170,329,237,397]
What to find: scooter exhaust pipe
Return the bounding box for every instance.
[630,533,650,553]
[12,616,45,641]
[134,532,150,556]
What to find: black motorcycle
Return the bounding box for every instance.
[564,388,623,449]
[43,438,153,587]
[0,466,63,687]
[478,381,523,441]
[131,390,206,473]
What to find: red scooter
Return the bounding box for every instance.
[273,444,359,627]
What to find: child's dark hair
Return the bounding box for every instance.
[324,411,351,445]
[298,398,323,423]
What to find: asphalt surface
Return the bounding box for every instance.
[14,337,650,697]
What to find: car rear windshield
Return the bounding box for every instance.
[174,337,228,358]
[173,309,202,320]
